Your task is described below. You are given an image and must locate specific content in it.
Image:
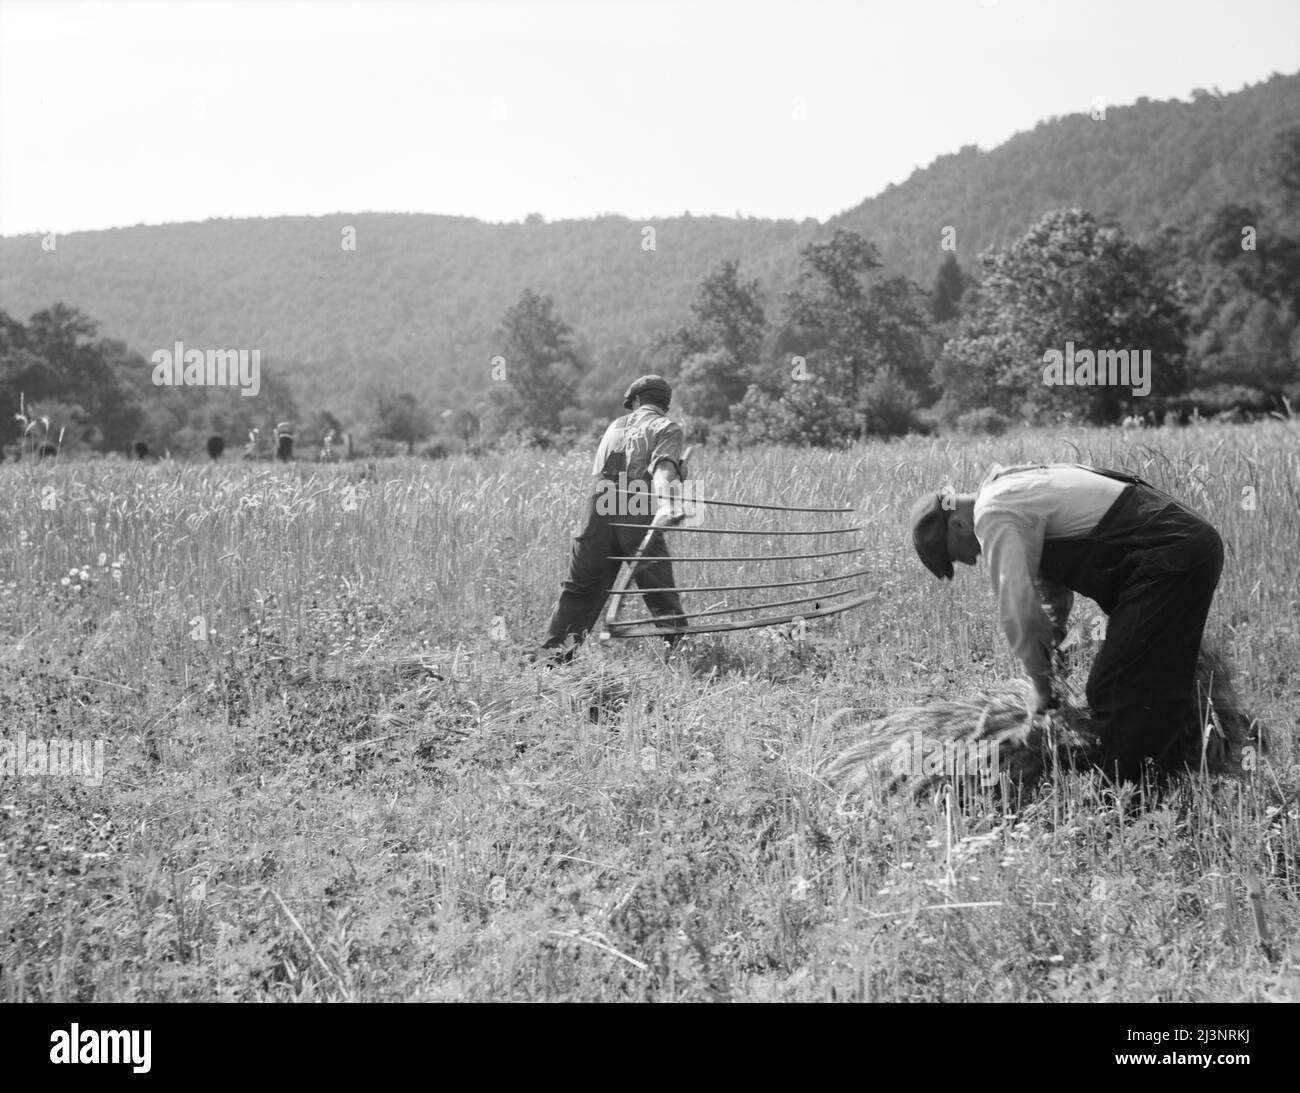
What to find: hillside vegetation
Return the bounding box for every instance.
[831,73,1300,283]
[1,72,1297,433]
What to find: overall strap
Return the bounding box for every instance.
[984,462,1148,488]
[1085,466,1151,488]
[596,414,653,483]
[597,417,629,480]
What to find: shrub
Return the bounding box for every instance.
[859,368,922,438]
[954,407,1011,435]
[728,379,856,447]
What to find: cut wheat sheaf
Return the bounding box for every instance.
[821,645,1261,800]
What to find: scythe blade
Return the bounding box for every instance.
[605,591,878,638]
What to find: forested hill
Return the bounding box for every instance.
[0,213,816,407]
[831,72,1300,283]
[0,71,1295,412]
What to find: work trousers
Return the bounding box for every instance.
[1038,481,1224,783]
[542,493,689,652]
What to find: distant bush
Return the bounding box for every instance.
[1186,385,1273,413]
[954,407,1011,435]
[859,368,922,438]
[1161,384,1274,421]
[495,426,557,451]
[363,437,408,459]
[728,379,856,447]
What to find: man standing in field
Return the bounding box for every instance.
[539,375,689,661]
[909,464,1224,784]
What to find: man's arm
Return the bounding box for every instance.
[978,511,1058,712]
[1034,575,1074,680]
[652,459,683,522]
[648,419,686,522]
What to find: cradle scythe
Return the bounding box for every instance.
[599,451,875,641]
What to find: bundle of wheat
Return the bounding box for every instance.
[822,645,1260,800]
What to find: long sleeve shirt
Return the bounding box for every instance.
[972,464,1126,679]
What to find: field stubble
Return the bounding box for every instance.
[0,424,1297,1001]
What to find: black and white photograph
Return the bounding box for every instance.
[1,0,1298,1030]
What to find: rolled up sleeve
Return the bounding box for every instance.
[648,419,684,475]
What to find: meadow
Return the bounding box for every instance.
[1,422,1297,1001]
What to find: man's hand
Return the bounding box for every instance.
[1031,675,1058,713]
[655,500,685,526]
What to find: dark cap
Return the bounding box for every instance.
[623,374,672,410]
[909,491,953,580]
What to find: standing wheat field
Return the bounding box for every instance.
[1,423,1297,1001]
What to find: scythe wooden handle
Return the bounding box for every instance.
[599,509,675,639]
[599,445,692,641]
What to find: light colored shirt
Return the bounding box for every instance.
[592,405,684,484]
[973,464,1126,679]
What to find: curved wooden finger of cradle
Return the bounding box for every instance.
[603,591,878,637]
[608,522,864,536]
[608,567,872,596]
[606,490,854,514]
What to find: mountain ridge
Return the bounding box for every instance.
[2,71,1296,415]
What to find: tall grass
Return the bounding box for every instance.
[0,423,1296,1000]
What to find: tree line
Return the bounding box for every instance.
[484,124,1300,448]
[4,125,1297,457]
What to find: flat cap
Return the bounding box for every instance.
[909,491,953,580]
[623,374,672,410]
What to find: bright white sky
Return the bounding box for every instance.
[1,0,1297,235]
